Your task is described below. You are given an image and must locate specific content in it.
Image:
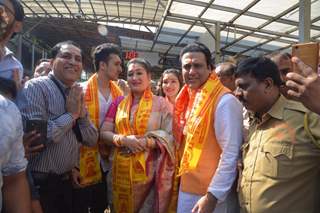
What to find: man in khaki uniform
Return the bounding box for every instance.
[235,56,320,213]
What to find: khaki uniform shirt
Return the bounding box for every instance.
[239,95,320,213]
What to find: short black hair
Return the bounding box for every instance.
[180,42,214,70]
[127,58,152,74]
[235,57,282,87]
[267,52,291,63]
[92,43,121,71]
[35,58,50,66]
[50,40,81,59]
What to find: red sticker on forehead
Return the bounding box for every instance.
[128,63,144,71]
[182,52,205,64]
[182,57,192,64]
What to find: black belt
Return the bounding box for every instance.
[32,171,70,185]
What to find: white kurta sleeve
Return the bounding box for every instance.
[207,93,243,202]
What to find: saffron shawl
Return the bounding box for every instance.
[112,89,175,213]
[173,72,227,175]
[80,73,122,186]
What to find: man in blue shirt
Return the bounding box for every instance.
[0,0,26,109]
[0,93,31,212]
[0,1,39,212]
[0,0,24,80]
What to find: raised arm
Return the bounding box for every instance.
[286,57,320,115]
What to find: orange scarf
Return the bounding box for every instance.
[113,88,153,213]
[80,73,122,186]
[173,73,226,175]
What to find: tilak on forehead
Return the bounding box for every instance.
[129,63,144,70]
[182,57,198,65]
[182,52,204,61]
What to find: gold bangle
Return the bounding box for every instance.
[146,137,154,149]
[118,135,124,147]
[113,134,123,147]
[112,135,118,147]
[146,137,151,148]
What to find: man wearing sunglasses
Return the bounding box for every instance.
[0,0,24,82]
[0,1,33,213]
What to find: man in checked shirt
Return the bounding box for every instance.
[20,40,98,213]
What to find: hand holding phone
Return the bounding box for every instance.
[23,131,44,158]
[26,119,47,147]
[291,42,319,75]
[286,57,320,115]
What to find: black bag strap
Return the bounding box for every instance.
[49,75,66,100]
[49,75,83,142]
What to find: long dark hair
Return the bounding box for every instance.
[159,68,183,97]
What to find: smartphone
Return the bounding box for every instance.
[292,42,319,73]
[26,119,47,147]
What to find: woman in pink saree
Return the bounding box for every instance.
[100,58,175,213]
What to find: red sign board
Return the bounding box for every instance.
[124,50,138,60]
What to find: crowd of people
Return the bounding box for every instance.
[1,0,320,213]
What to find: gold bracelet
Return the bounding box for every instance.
[118,135,124,147]
[146,137,151,148]
[112,135,118,147]
[113,134,123,147]
[146,137,155,149]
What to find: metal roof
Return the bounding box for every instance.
[21,0,320,63]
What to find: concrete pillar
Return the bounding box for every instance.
[299,0,311,42]
[215,22,221,64]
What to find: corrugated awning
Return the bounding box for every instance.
[21,0,320,60]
